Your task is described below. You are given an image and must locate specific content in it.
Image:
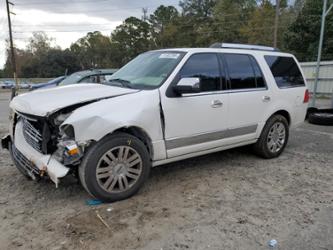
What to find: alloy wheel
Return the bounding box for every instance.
[267,122,286,153]
[96,146,143,193]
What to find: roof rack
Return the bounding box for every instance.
[209,43,279,52]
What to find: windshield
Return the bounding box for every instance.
[59,72,83,85]
[106,51,185,89]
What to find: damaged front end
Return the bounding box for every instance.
[2,84,140,186]
[3,104,91,186]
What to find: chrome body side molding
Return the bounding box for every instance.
[165,124,258,150]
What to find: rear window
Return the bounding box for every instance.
[264,56,305,88]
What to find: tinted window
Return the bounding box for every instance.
[265,56,305,88]
[179,53,221,92]
[250,56,265,88]
[224,54,256,89]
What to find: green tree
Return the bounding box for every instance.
[2,32,81,78]
[149,5,179,47]
[284,0,333,61]
[167,0,218,47]
[27,32,54,55]
[110,17,155,66]
[21,49,80,77]
[70,31,113,69]
[240,0,275,46]
[212,0,257,43]
[180,0,216,17]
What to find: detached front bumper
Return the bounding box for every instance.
[2,120,70,186]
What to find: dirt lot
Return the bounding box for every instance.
[0,91,333,250]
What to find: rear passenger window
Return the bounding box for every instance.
[264,56,305,88]
[250,57,265,88]
[224,54,259,89]
[180,53,221,92]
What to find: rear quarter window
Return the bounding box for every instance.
[264,56,305,88]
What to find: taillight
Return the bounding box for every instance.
[303,89,310,103]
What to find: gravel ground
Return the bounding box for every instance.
[0,91,332,250]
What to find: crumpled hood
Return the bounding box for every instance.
[10,83,139,117]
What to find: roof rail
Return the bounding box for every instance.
[209,43,279,52]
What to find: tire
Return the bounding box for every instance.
[253,115,289,159]
[308,111,333,126]
[79,132,151,202]
[305,107,318,120]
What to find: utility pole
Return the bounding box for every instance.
[5,0,18,99]
[142,7,148,22]
[273,0,280,48]
[312,0,333,107]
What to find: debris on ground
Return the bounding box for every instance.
[86,199,103,206]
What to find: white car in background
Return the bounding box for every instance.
[2,43,309,202]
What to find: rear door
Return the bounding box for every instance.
[222,53,272,143]
[161,53,229,158]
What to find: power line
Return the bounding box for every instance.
[15,0,112,6]
[14,4,159,14]
[10,14,297,33]
[11,15,297,31]
[13,24,292,34]
[13,29,114,33]
[13,23,116,27]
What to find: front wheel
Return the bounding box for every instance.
[253,115,289,159]
[79,133,151,202]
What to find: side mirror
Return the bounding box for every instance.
[173,77,201,94]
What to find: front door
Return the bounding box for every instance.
[161,53,229,158]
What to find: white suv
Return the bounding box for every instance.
[2,43,309,202]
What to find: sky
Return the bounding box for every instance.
[0,0,180,69]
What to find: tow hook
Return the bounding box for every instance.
[1,135,11,150]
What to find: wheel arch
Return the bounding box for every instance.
[269,109,291,126]
[111,126,154,160]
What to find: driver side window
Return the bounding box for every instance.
[179,53,222,92]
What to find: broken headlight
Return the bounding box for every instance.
[53,139,82,165]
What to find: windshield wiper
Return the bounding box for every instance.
[107,78,133,88]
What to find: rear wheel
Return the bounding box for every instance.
[79,133,151,202]
[253,115,289,159]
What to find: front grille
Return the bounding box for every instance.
[22,118,43,153]
[12,144,40,176]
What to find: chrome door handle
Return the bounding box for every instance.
[211,100,223,108]
[262,96,271,102]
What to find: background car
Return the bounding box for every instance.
[30,76,66,90]
[0,80,30,89]
[19,81,31,89]
[59,69,118,86]
[0,80,15,89]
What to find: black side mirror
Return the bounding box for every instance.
[173,77,201,95]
